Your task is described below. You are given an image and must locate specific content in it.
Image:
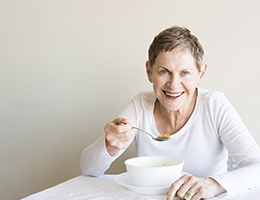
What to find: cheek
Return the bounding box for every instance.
[184,80,199,92]
[153,77,166,88]
[180,78,198,90]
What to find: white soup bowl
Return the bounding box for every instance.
[124,156,184,188]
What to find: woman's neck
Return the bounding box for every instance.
[154,89,197,135]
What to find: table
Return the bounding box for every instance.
[21,174,260,200]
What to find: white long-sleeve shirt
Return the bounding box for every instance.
[80,87,260,194]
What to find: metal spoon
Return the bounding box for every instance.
[119,123,170,142]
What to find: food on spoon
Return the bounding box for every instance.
[157,133,171,139]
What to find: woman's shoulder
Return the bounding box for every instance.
[119,91,155,124]
[132,91,156,103]
[199,87,227,102]
[198,87,232,110]
[129,91,156,115]
[121,91,155,112]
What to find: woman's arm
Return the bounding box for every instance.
[80,95,139,177]
[80,118,135,177]
[80,134,120,177]
[210,92,260,193]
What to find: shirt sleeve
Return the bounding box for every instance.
[80,134,125,177]
[79,94,141,177]
[208,92,260,194]
[118,95,139,126]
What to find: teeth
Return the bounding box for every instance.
[165,92,182,97]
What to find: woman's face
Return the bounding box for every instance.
[146,48,207,112]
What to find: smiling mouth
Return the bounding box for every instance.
[164,91,184,98]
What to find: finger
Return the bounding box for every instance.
[118,124,134,134]
[185,190,196,200]
[185,179,206,200]
[189,179,207,200]
[113,117,130,125]
[176,175,197,198]
[119,117,130,125]
[190,188,204,200]
[116,118,134,131]
[184,187,198,200]
[109,118,130,132]
[167,178,185,200]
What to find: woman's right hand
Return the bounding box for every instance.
[104,118,135,156]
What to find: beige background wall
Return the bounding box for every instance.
[1,1,260,199]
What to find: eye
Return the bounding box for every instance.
[182,71,189,75]
[160,69,168,74]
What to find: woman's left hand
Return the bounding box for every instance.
[166,174,226,200]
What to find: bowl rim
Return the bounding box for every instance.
[124,156,184,167]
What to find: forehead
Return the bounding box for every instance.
[154,48,196,68]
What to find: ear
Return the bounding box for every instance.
[197,63,207,85]
[146,61,153,83]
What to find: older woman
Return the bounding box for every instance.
[80,26,260,200]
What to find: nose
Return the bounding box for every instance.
[167,74,181,88]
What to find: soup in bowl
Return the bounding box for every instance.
[124,156,184,188]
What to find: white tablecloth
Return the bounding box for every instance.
[21,175,260,200]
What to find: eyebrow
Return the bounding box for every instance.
[182,68,191,71]
[158,66,192,71]
[158,66,169,70]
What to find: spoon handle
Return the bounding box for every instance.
[118,123,154,139]
[132,126,155,139]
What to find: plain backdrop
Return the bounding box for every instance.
[1,1,260,199]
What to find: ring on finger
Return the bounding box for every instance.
[186,190,195,199]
